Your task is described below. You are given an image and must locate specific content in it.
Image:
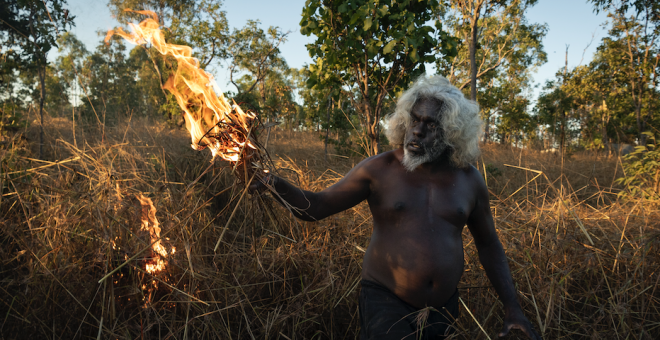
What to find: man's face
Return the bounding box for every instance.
[401,98,447,172]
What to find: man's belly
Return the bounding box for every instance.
[361,227,464,309]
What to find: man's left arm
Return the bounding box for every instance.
[465,168,541,340]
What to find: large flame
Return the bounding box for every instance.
[106,10,257,163]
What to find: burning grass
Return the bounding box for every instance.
[0,116,659,339]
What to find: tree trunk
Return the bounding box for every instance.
[560,111,566,155]
[325,97,331,161]
[483,112,490,143]
[601,100,609,153]
[469,12,479,102]
[635,102,645,145]
[366,102,381,156]
[560,46,569,156]
[38,63,45,159]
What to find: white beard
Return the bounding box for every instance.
[401,139,448,172]
[402,149,434,172]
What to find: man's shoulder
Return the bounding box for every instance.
[457,163,484,183]
[345,149,402,179]
[460,164,488,196]
[359,149,402,169]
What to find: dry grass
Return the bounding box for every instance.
[0,116,658,339]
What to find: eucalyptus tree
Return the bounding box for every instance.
[481,68,535,145]
[77,35,143,126]
[589,0,659,144]
[109,0,229,69]
[300,0,456,156]
[55,33,88,106]
[227,20,289,107]
[562,44,637,149]
[0,0,74,157]
[439,0,545,102]
[293,66,362,156]
[535,74,578,153]
[108,0,230,122]
[535,9,660,152]
[438,0,546,145]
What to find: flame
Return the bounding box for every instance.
[135,194,175,274]
[106,10,258,163]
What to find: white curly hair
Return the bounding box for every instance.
[384,75,483,168]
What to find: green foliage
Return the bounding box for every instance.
[0,100,27,134]
[536,7,659,151]
[616,132,660,202]
[301,0,455,155]
[438,0,547,144]
[108,0,230,122]
[0,0,75,74]
[485,163,503,177]
[590,0,659,19]
[226,20,296,125]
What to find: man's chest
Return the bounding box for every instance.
[368,176,475,228]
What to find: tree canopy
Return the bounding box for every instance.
[301,0,457,155]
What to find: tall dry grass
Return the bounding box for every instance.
[0,116,658,339]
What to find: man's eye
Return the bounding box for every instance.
[429,123,436,129]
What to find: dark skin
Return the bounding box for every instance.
[255,99,541,339]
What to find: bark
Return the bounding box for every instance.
[635,102,645,145]
[484,114,490,142]
[38,63,45,159]
[560,46,569,156]
[602,100,609,153]
[469,9,480,102]
[325,97,331,161]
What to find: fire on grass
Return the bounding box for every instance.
[105,192,178,308]
[100,9,274,307]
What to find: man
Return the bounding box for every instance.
[254,75,540,339]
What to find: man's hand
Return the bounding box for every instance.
[498,307,542,340]
[248,171,275,194]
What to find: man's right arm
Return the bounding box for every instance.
[257,158,373,221]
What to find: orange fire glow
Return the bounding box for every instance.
[136,194,175,274]
[105,10,258,163]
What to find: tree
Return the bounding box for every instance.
[439,0,544,102]
[482,70,535,145]
[227,20,289,111]
[55,32,88,107]
[301,0,457,156]
[589,0,659,144]
[78,35,142,127]
[590,0,659,18]
[108,0,230,122]
[293,67,362,156]
[536,76,578,153]
[109,0,229,70]
[0,0,74,157]
[109,0,193,27]
[534,5,660,153]
[438,0,546,142]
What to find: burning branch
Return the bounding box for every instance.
[105,9,271,181]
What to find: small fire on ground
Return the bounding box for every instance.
[110,192,176,307]
[136,194,175,274]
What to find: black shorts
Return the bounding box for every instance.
[359,280,459,340]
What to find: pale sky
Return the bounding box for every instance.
[61,0,609,99]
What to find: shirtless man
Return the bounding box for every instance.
[254,75,540,339]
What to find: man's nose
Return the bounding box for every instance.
[412,124,425,137]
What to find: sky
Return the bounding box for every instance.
[62,0,610,99]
